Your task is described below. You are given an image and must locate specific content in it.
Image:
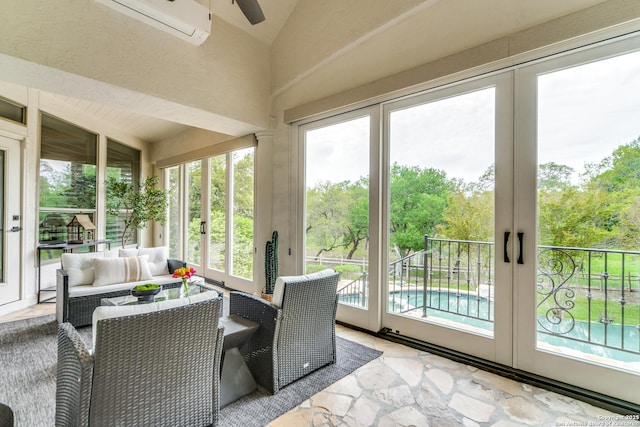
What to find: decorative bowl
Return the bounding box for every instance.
[131,284,161,301]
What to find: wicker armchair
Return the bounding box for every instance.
[55,291,224,427]
[229,269,340,394]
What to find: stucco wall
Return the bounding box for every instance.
[0,0,271,136]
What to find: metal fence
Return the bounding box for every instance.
[326,237,640,358]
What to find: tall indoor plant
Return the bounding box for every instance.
[106,176,168,248]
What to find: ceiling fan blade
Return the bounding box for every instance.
[234,0,265,25]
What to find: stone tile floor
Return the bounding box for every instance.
[2,301,638,427]
[269,329,639,427]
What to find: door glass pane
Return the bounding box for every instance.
[232,148,254,279]
[167,166,180,259]
[388,88,496,336]
[537,50,640,372]
[186,161,201,266]
[305,116,370,308]
[209,155,226,271]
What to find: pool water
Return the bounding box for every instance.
[340,290,640,363]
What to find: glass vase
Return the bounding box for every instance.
[180,278,189,297]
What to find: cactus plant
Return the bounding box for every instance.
[264,230,279,294]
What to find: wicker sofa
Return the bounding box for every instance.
[229,269,340,394]
[56,290,224,427]
[56,246,185,327]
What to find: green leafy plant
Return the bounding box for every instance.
[133,283,160,291]
[106,176,168,248]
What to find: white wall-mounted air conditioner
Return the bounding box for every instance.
[95,0,211,45]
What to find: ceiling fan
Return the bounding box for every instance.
[232,0,265,25]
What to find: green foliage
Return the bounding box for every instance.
[306,181,361,257]
[106,176,168,248]
[389,164,453,256]
[334,264,365,280]
[133,284,159,291]
[39,161,96,209]
[233,216,254,279]
[306,264,328,273]
[437,183,493,242]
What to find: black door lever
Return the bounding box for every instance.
[504,231,510,263]
[517,232,524,264]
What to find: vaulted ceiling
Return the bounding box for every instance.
[15,0,613,143]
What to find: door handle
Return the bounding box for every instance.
[517,232,524,264]
[504,231,510,263]
[9,226,21,232]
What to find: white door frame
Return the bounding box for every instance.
[0,134,22,306]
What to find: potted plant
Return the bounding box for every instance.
[106,176,168,248]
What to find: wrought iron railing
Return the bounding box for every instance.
[536,245,640,356]
[332,237,640,358]
[337,272,368,307]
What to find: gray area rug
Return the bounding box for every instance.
[0,314,382,427]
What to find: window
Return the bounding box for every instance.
[0,97,25,124]
[106,139,141,247]
[165,147,254,283]
[39,114,97,246]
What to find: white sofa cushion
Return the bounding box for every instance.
[272,268,336,308]
[61,252,108,287]
[92,255,152,287]
[119,246,169,276]
[68,274,180,297]
[92,290,219,349]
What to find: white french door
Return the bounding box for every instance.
[514,37,640,404]
[379,36,640,404]
[301,107,381,331]
[380,73,514,364]
[167,149,255,293]
[0,135,21,306]
[298,34,640,404]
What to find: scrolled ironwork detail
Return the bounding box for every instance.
[537,248,577,335]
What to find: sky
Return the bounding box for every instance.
[306,49,640,187]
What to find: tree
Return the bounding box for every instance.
[306,181,354,257]
[538,162,574,192]
[344,178,369,259]
[437,186,493,242]
[389,164,452,257]
[106,176,168,248]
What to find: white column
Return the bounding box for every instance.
[254,131,274,294]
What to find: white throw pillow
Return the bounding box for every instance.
[138,247,169,276]
[92,255,152,287]
[118,247,169,276]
